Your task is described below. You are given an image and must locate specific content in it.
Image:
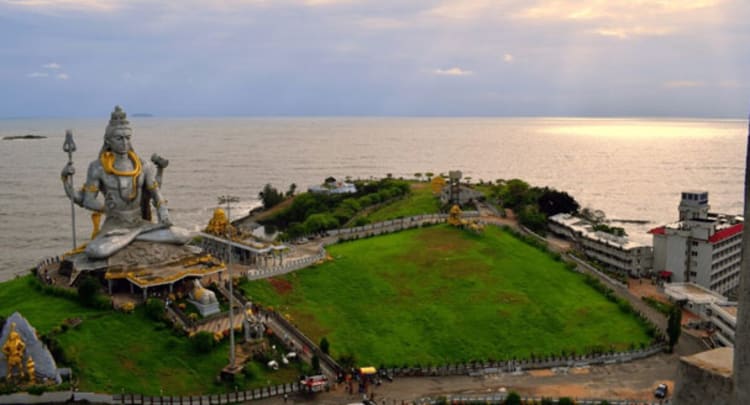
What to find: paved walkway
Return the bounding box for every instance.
[193,313,244,334]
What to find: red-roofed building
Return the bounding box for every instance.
[652,191,743,295]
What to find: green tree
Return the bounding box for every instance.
[303,213,339,234]
[505,391,522,405]
[311,355,321,372]
[537,188,580,217]
[77,275,100,307]
[286,183,297,197]
[425,172,434,181]
[558,398,574,405]
[320,337,330,355]
[498,179,531,211]
[668,305,682,352]
[414,172,422,181]
[259,183,284,209]
[518,204,547,234]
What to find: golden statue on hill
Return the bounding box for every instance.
[431,176,446,194]
[448,204,463,226]
[3,323,26,379]
[447,204,484,233]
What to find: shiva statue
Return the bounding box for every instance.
[61,106,190,259]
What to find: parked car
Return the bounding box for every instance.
[654,383,668,398]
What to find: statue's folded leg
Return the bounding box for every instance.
[85,228,144,259]
[135,226,192,244]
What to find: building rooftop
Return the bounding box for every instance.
[665,282,728,305]
[651,215,743,244]
[709,223,743,243]
[549,213,649,250]
[681,347,734,378]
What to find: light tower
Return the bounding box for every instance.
[218,194,240,375]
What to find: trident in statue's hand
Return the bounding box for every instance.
[62,130,78,250]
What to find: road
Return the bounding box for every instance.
[248,352,679,404]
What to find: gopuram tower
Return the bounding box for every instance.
[733,114,750,404]
[674,115,750,404]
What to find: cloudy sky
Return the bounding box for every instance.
[1,0,749,117]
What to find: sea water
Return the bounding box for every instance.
[0,117,745,281]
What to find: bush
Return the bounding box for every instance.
[77,275,100,307]
[505,391,521,405]
[558,397,574,405]
[145,298,165,321]
[191,331,215,353]
[320,337,330,355]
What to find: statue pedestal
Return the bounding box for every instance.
[221,364,244,382]
[187,299,220,317]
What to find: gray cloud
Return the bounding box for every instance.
[1,0,749,117]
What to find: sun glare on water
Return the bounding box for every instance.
[542,121,737,139]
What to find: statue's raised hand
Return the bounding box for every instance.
[61,162,75,178]
[157,205,173,226]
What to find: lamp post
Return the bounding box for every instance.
[218,195,240,369]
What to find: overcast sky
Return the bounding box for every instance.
[1,0,749,117]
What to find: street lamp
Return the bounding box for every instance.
[218,194,240,369]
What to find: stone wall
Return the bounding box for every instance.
[674,347,733,405]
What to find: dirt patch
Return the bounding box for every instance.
[528,369,555,377]
[569,367,590,375]
[267,277,293,295]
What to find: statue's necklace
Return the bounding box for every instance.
[100,150,142,201]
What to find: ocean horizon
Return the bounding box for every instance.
[1,116,746,281]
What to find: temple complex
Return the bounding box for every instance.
[44,106,228,301]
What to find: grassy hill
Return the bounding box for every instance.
[0,277,299,395]
[358,182,441,223]
[241,225,651,366]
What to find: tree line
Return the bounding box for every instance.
[259,177,411,240]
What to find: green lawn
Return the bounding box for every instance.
[362,182,441,223]
[0,276,300,395]
[56,309,299,394]
[241,225,651,366]
[0,276,106,333]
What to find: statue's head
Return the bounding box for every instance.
[104,106,133,154]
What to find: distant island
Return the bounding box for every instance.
[2,134,47,140]
[132,113,154,117]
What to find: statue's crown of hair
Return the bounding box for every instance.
[109,105,130,127]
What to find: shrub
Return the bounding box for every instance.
[26,385,46,396]
[145,298,165,321]
[320,337,330,354]
[505,391,521,405]
[191,331,215,353]
[558,397,574,405]
[77,275,100,306]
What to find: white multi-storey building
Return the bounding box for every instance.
[548,213,653,277]
[650,191,743,295]
[665,282,737,348]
